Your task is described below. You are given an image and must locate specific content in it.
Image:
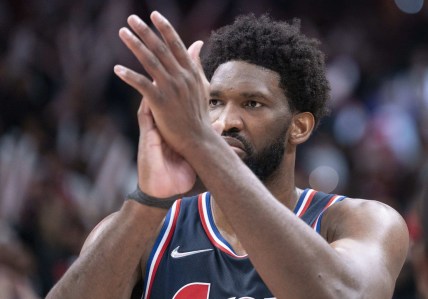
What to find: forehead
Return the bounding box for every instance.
[210,61,285,98]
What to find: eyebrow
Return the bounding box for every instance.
[240,91,268,99]
[210,90,222,98]
[210,90,269,100]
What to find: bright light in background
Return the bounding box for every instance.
[309,166,340,194]
[395,0,424,14]
[303,145,349,193]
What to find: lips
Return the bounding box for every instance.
[223,136,247,157]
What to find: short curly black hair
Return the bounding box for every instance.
[201,14,330,127]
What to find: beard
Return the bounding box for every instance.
[222,129,287,182]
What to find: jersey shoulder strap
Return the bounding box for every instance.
[293,189,347,233]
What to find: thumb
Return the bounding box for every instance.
[187,40,210,88]
[187,40,204,65]
[211,120,225,135]
[137,99,155,132]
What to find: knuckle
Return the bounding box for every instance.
[169,79,181,95]
[172,40,185,51]
[182,70,197,87]
[182,73,193,85]
[133,76,149,91]
[146,55,160,68]
[136,42,146,53]
[136,76,146,85]
[188,67,198,78]
[154,43,168,56]
[159,18,172,31]
[137,22,150,36]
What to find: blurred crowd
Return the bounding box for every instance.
[0,0,427,297]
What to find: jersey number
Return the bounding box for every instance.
[173,282,210,299]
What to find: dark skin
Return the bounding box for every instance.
[47,12,409,299]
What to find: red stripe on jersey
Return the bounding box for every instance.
[311,195,339,229]
[145,199,182,299]
[198,195,226,254]
[299,190,317,216]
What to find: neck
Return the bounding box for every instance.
[210,149,301,255]
[263,147,300,209]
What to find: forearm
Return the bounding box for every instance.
[46,201,167,299]
[185,137,360,298]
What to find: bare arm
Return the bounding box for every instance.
[324,199,409,297]
[46,203,166,299]
[186,135,409,298]
[47,82,197,297]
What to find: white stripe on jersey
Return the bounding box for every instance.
[201,193,247,258]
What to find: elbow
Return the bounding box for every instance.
[311,272,360,299]
[314,271,393,299]
[323,280,363,299]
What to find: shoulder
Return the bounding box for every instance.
[322,196,409,280]
[322,197,408,241]
[323,197,406,234]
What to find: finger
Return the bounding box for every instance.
[211,120,225,135]
[127,15,182,75]
[114,65,159,104]
[150,11,193,69]
[187,40,210,88]
[119,27,170,83]
[138,99,156,131]
[142,97,151,114]
[187,40,203,62]
[137,97,151,115]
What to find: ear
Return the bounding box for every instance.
[289,112,315,145]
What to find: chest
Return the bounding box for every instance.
[142,190,345,299]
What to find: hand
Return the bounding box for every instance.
[114,12,214,159]
[136,99,196,198]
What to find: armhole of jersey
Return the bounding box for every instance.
[143,199,182,299]
[312,196,347,233]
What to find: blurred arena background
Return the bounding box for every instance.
[0,0,427,297]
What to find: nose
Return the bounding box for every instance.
[212,103,244,133]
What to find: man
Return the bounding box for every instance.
[47,11,409,298]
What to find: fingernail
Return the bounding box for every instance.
[114,65,125,75]
[119,27,130,37]
[128,14,146,27]
[151,11,165,22]
[128,14,139,21]
[128,14,137,23]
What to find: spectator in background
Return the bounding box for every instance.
[0,222,39,299]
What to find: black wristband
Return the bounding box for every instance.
[126,186,179,209]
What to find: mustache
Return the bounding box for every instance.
[221,131,253,154]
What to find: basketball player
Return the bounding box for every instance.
[47,11,409,299]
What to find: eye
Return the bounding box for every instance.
[209,99,223,107]
[245,100,262,108]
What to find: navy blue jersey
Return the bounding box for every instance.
[142,189,346,299]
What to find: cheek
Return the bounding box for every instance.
[251,116,289,150]
[208,109,221,123]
